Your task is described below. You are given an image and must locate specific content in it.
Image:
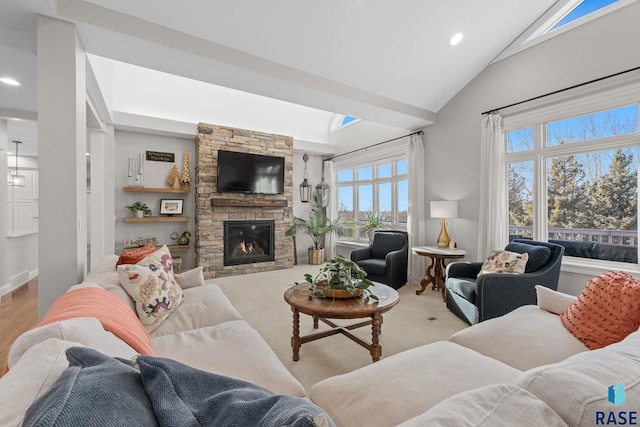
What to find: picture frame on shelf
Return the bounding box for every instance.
[159,199,184,216]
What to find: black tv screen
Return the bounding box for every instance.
[217,150,285,194]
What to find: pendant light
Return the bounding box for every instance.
[315,159,330,208]
[8,140,25,187]
[299,152,311,203]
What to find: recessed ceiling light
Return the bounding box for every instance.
[449,32,464,46]
[0,77,21,86]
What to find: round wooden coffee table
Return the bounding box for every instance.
[284,283,400,363]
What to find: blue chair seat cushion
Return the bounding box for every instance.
[505,242,551,273]
[355,259,387,276]
[447,277,477,303]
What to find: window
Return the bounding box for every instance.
[506,104,639,265]
[336,157,408,240]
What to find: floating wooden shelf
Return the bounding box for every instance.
[122,216,190,223]
[123,187,190,194]
[211,198,288,207]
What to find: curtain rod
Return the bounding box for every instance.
[325,130,423,161]
[481,65,640,115]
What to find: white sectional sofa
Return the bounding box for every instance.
[0,255,306,426]
[309,286,640,427]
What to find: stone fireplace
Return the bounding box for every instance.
[195,122,294,278]
[224,220,275,266]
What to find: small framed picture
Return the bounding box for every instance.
[159,199,184,216]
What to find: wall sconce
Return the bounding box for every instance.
[299,152,311,203]
[315,160,330,207]
[430,200,458,248]
[7,140,25,187]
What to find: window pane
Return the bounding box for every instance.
[358,166,373,180]
[397,159,407,175]
[377,182,392,214]
[508,161,533,239]
[358,184,373,221]
[397,180,408,223]
[546,147,638,263]
[337,186,353,219]
[547,105,638,146]
[337,169,353,182]
[507,128,533,152]
[377,163,392,178]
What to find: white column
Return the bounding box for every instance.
[89,124,115,268]
[0,120,8,298]
[37,16,87,318]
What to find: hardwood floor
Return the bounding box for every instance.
[0,279,38,376]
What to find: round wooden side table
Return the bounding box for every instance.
[412,246,466,301]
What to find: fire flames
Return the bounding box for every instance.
[240,241,254,254]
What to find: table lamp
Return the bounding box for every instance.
[430,200,458,248]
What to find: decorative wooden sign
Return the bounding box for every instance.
[123,237,158,249]
[146,151,175,162]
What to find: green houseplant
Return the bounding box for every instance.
[362,210,388,242]
[300,255,377,300]
[126,201,152,218]
[286,209,350,265]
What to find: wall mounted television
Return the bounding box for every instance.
[216,150,285,195]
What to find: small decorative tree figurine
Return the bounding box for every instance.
[167,165,181,189]
[180,149,191,188]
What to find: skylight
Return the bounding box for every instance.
[341,116,358,126]
[492,0,636,63]
[550,0,618,31]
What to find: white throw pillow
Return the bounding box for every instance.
[535,285,577,315]
[175,266,205,289]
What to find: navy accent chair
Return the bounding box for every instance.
[445,239,564,325]
[350,231,409,289]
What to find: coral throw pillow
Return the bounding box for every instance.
[478,250,529,276]
[117,245,184,333]
[560,271,640,349]
[116,244,158,267]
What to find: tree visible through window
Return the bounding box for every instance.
[507,104,639,264]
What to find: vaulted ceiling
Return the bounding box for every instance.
[0,0,583,156]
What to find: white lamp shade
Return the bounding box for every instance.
[430,200,458,219]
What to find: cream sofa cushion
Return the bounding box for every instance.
[152,319,305,398]
[8,317,138,368]
[309,341,521,427]
[149,284,242,337]
[398,384,568,427]
[83,254,136,311]
[515,329,640,426]
[0,338,80,427]
[449,305,589,371]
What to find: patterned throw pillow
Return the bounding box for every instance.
[116,244,158,267]
[117,245,184,333]
[560,271,640,349]
[477,249,529,277]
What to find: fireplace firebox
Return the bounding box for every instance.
[223,220,275,266]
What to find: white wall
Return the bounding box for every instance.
[422,2,640,295]
[290,151,323,262]
[114,130,196,269]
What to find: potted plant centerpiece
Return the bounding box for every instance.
[301,255,377,300]
[286,209,349,265]
[126,202,152,218]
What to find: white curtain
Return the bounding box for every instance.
[477,113,508,258]
[324,159,338,260]
[407,133,428,285]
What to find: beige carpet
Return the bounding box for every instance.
[211,264,469,393]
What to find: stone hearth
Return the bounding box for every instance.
[195,122,294,278]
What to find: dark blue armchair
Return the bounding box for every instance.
[351,231,408,289]
[445,239,565,325]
